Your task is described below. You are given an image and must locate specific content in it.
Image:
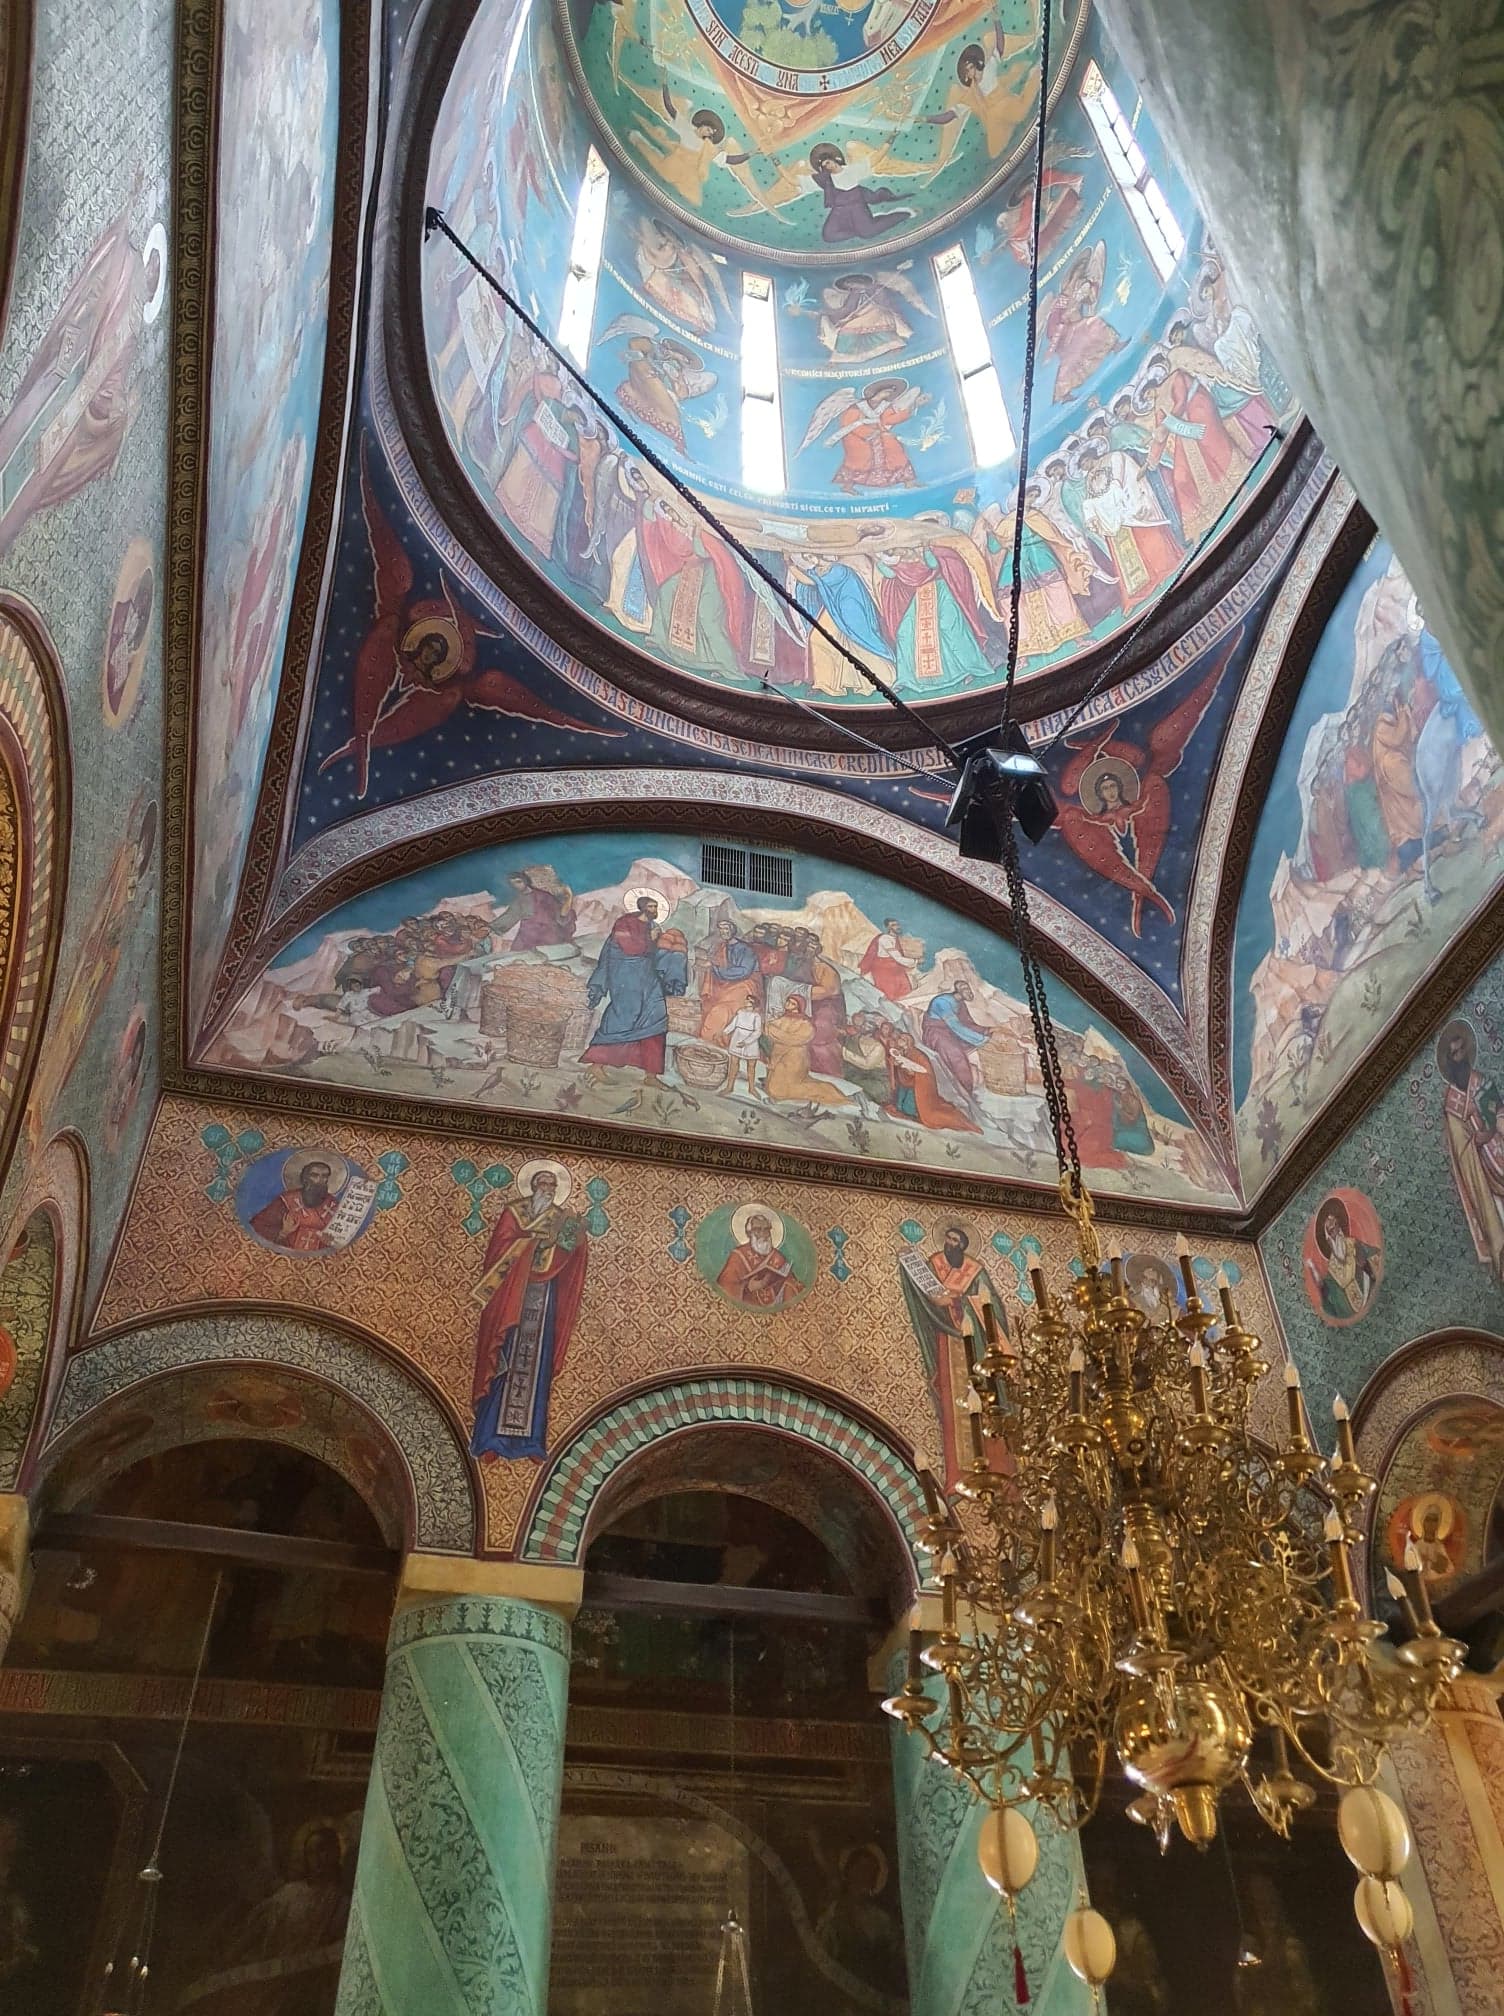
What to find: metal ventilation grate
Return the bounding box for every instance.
[700,841,795,900]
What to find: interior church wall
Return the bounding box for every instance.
[205,827,1233,1204]
[88,1093,1285,1556]
[1234,534,1502,1197]
[1093,0,1504,770]
[188,0,340,1027]
[0,0,173,1294]
[1258,935,1504,1419]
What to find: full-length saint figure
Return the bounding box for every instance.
[471,1162,588,1460]
[897,1227,1009,1488]
[582,891,690,1080]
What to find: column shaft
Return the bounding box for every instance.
[337,1593,570,2016]
[1390,1676,1504,2016]
[887,1672,1089,2016]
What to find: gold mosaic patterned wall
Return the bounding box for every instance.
[92,1096,1287,1552]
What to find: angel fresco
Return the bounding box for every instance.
[720,141,931,244]
[799,379,931,492]
[785,269,933,365]
[318,442,615,798]
[1053,642,1234,936]
[601,316,725,452]
[1042,242,1127,403]
[924,21,1037,175]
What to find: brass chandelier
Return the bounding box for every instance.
[883,1182,1463,1997]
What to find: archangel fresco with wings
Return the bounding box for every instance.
[1052,634,1240,937]
[319,442,616,799]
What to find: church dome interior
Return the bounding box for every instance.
[1,0,1503,2008]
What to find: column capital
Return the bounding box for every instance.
[397,1550,584,1620]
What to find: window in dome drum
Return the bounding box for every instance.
[1079,61,1184,282]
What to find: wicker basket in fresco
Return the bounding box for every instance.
[484,962,586,1069]
[979,1038,1030,1097]
[675,1041,731,1091]
[667,995,702,1036]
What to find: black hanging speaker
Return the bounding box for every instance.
[946,721,1058,861]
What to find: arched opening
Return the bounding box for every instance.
[0,599,70,1198]
[1355,1331,1504,1669]
[0,1209,57,1489]
[0,1433,400,2014]
[552,1428,913,2015]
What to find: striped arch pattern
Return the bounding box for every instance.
[521,1377,926,1568]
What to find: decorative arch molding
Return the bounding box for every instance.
[0,0,34,346]
[46,1309,478,1553]
[0,598,71,1203]
[519,1374,926,1583]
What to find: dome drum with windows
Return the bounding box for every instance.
[424,0,1292,711]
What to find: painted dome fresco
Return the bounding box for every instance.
[423,0,1295,713]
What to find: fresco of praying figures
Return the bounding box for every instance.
[1233,542,1504,1190]
[207,831,1236,1205]
[422,0,1295,709]
[189,0,338,1024]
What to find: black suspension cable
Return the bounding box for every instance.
[997,0,1053,733]
[425,206,965,770]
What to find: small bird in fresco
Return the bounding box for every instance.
[318,439,621,798]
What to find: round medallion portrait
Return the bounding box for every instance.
[233,1148,381,1258]
[695,1200,817,1312]
[101,538,155,730]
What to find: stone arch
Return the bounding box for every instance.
[0,1129,87,1490]
[0,2,34,345]
[519,1375,926,1597]
[43,1310,479,1554]
[1352,1328,1504,1592]
[0,599,71,1197]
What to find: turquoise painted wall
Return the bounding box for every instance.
[1258,937,1504,1417]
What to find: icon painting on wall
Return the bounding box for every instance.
[471,1159,590,1460]
[233,1149,382,1257]
[1235,547,1503,1188]
[1386,1492,1466,1587]
[1301,1188,1383,1328]
[695,1202,816,1312]
[896,1223,1008,1487]
[208,833,1234,1206]
[1436,1017,1504,1283]
[101,538,154,730]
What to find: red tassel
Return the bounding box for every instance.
[1395,1943,1415,2016]
[1014,1940,1030,2005]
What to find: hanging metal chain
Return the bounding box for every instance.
[998,0,1054,733]
[978,0,1082,1199]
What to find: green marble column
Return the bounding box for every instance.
[337,1594,570,2016]
[889,1668,1091,2016]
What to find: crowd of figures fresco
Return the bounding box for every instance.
[424,0,1293,702]
[1234,542,1504,1189]
[189,0,338,1020]
[208,833,1232,1202]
